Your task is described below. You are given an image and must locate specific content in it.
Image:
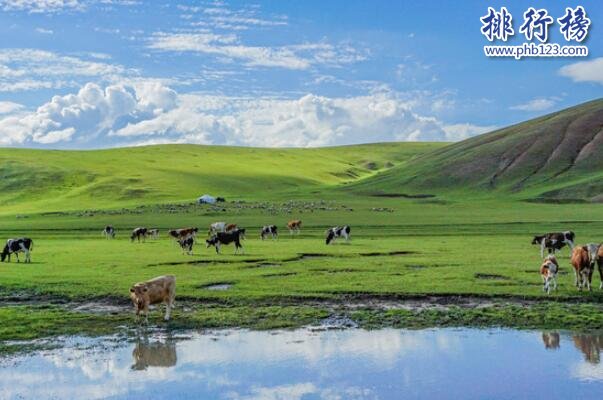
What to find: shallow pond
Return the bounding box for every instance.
[1,328,603,399]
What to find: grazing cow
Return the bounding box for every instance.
[225,223,238,232]
[178,236,194,255]
[539,255,559,294]
[147,229,159,240]
[532,231,575,258]
[168,227,198,241]
[570,245,595,291]
[102,225,116,239]
[129,275,176,322]
[208,222,227,236]
[287,220,302,235]
[260,225,278,240]
[131,227,148,243]
[325,225,351,245]
[206,230,244,254]
[216,197,226,203]
[1,238,33,263]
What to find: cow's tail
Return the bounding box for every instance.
[29,240,33,252]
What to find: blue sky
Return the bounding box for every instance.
[0,0,601,148]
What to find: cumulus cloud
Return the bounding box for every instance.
[0,101,24,114]
[559,57,603,85]
[0,81,492,148]
[148,32,367,70]
[509,97,558,112]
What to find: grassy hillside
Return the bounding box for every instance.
[353,98,603,201]
[0,142,442,214]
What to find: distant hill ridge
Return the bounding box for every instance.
[355,98,603,202]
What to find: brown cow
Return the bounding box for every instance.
[225,223,238,232]
[540,255,559,294]
[570,245,595,291]
[129,275,176,322]
[168,227,198,241]
[287,220,302,235]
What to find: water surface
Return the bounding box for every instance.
[1,328,603,399]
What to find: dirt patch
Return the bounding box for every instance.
[371,193,435,199]
[406,264,427,270]
[198,282,234,291]
[309,268,368,274]
[148,258,268,267]
[262,272,298,278]
[359,251,415,257]
[244,262,282,269]
[474,273,510,280]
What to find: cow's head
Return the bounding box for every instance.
[325,231,335,245]
[206,237,218,248]
[129,284,149,311]
[532,235,544,245]
[0,245,8,262]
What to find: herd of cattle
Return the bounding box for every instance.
[532,230,603,294]
[1,226,601,322]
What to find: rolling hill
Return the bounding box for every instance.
[354,98,603,202]
[0,142,442,213]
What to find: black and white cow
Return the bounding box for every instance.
[1,238,33,263]
[260,225,278,240]
[178,236,194,255]
[102,225,116,239]
[325,226,351,245]
[206,230,244,254]
[532,231,575,257]
[131,227,148,243]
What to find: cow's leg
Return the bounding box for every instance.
[553,275,557,291]
[573,268,579,287]
[598,262,603,290]
[15,252,20,263]
[164,300,172,321]
[567,239,575,250]
[540,241,545,258]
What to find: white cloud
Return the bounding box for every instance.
[0,101,24,114]
[0,48,133,92]
[0,0,83,13]
[35,27,54,34]
[510,97,557,112]
[180,3,288,31]
[0,81,489,148]
[559,57,603,85]
[148,32,367,70]
[0,0,137,13]
[441,123,497,141]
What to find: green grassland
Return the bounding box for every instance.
[0,142,440,214]
[1,138,603,352]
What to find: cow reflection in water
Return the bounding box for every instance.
[542,332,560,350]
[131,336,177,370]
[573,334,603,364]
